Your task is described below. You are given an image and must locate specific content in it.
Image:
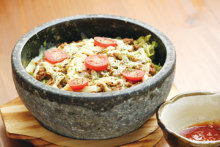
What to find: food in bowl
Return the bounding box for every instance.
[25,35,161,92]
[180,121,220,141]
[12,15,175,139]
[157,92,220,147]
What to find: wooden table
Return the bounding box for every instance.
[1,0,220,146]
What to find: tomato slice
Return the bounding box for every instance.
[69,77,89,91]
[94,37,117,48]
[122,70,145,81]
[45,49,68,64]
[85,55,109,71]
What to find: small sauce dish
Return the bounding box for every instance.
[157,92,220,147]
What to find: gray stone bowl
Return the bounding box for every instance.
[11,15,175,139]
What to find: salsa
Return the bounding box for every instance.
[180,121,220,141]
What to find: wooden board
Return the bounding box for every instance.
[0,86,178,147]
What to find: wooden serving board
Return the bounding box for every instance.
[0,86,178,147]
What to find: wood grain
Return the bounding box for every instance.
[1,0,220,146]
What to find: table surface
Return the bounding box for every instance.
[1,0,220,146]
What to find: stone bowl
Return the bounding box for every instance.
[11,15,175,139]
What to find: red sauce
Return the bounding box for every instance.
[180,121,220,141]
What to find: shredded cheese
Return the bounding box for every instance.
[25,36,160,93]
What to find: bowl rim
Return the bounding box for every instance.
[11,14,175,100]
[156,92,220,145]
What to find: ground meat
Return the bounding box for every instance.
[36,59,43,64]
[85,69,92,76]
[125,81,141,88]
[149,64,156,75]
[46,78,54,85]
[58,68,67,74]
[125,82,133,88]
[106,80,121,87]
[97,49,108,54]
[132,81,142,86]
[129,56,139,62]
[58,42,68,48]
[123,38,134,45]
[36,67,48,81]
[97,84,105,92]
[113,81,122,89]
[115,56,122,60]
[111,87,119,91]
[57,79,67,89]
[133,44,140,50]
[109,70,114,76]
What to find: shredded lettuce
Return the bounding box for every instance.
[148,41,157,57]
[134,35,157,57]
[144,34,151,42]
[39,46,46,58]
[42,79,47,84]
[134,35,161,72]
[153,63,162,73]
[43,41,47,47]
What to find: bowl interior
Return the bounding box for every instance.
[21,17,167,69]
[160,93,220,134]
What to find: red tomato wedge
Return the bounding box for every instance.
[122,70,145,81]
[69,78,89,91]
[85,55,109,71]
[94,37,117,48]
[45,49,68,64]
